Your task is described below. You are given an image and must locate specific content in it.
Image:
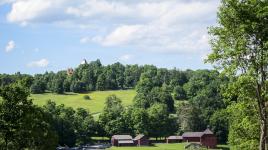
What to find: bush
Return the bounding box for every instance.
[83,95,91,100]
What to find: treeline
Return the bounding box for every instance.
[0,59,192,95]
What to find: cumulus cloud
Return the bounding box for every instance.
[27,58,49,68]
[6,0,219,54]
[5,40,15,52]
[7,0,69,24]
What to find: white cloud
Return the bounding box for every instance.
[100,25,143,46]
[66,0,132,18]
[5,40,15,52]
[7,0,69,24]
[6,0,220,54]
[27,58,49,68]
[119,54,133,61]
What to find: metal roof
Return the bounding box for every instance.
[134,134,145,140]
[182,129,214,138]
[203,129,213,135]
[118,140,134,144]
[167,136,183,140]
[182,132,204,138]
[112,135,132,140]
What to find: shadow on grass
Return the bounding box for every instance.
[216,146,230,150]
[61,93,78,95]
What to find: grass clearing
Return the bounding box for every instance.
[108,143,229,150]
[31,89,136,113]
[108,143,186,150]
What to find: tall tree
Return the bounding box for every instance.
[207,0,268,149]
[0,85,57,149]
[98,95,125,136]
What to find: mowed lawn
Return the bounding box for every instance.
[31,89,136,113]
[108,143,186,150]
[108,143,229,150]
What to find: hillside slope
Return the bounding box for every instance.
[31,89,136,113]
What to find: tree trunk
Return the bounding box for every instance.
[259,103,267,150]
[256,66,267,150]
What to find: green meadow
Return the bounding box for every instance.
[30,89,136,114]
[108,143,230,150]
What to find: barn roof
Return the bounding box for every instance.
[134,134,145,140]
[112,135,132,140]
[167,136,183,140]
[182,128,215,138]
[203,129,213,135]
[118,140,134,144]
[182,132,204,138]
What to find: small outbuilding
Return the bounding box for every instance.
[134,134,150,146]
[166,136,183,143]
[111,135,134,146]
[182,128,217,148]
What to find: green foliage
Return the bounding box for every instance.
[173,85,186,100]
[43,101,96,147]
[147,103,178,138]
[98,95,126,136]
[227,102,259,150]
[131,108,150,135]
[0,85,57,149]
[96,73,106,91]
[71,80,87,93]
[207,0,268,148]
[30,79,46,94]
[210,109,229,144]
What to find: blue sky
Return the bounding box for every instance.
[0,0,220,74]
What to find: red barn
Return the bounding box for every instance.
[166,136,183,143]
[134,134,150,146]
[182,128,217,148]
[111,135,134,146]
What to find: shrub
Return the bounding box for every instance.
[83,95,91,100]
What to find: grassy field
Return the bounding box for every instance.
[30,89,136,114]
[108,143,185,150]
[108,143,230,150]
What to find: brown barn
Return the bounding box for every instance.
[182,128,217,148]
[166,136,183,143]
[111,135,134,146]
[134,134,149,146]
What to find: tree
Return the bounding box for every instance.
[43,101,76,147]
[0,85,57,149]
[98,95,125,136]
[207,0,268,149]
[96,73,106,91]
[70,80,86,93]
[74,108,96,145]
[131,108,149,135]
[210,109,229,144]
[52,78,64,94]
[30,79,46,94]
[147,104,178,139]
[173,85,186,100]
